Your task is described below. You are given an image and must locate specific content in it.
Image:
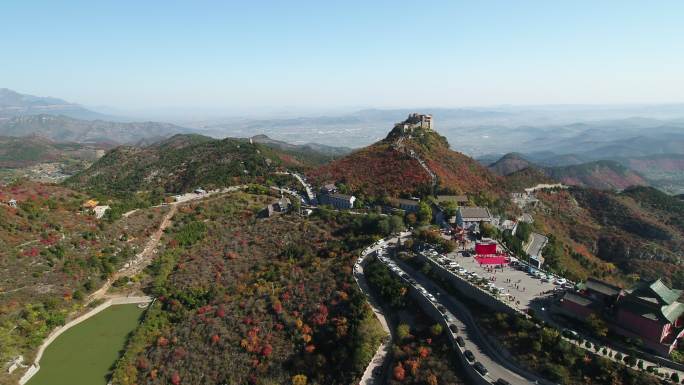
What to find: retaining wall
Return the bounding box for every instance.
[403,275,493,385]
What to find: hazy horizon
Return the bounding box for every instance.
[3,1,684,111]
[7,85,684,123]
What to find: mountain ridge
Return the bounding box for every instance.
[64,133,327,196]
[0,88,111,120]
[308,114,500,198]
[490,152,649,191]
[0,114,189,145]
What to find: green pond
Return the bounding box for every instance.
[27,304,144,385]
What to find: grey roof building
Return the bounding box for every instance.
[389,198,420,212]
[456,207,492,230]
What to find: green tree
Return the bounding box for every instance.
[389,215,405,233]
[291,198,301,214]
[442,201,457,218]
[587,313,608,337]
[417,202,432,224]
[397,324,411,340]
[515,221,532,242]
[480,222,498,238]
[430,323,443,336]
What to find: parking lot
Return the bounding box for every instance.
[425,248,563,311]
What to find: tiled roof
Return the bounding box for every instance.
[662,302,684,323]
[330,193,354,201]
[563,292,594,307]
[628,279,682,306]
[621,300,684,324]
[585,278,622,297]
[621,279,683,324]
[390,198,420,207]
[458,207,491,219]
[436,195,468,204]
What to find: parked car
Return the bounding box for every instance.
[473,362,488,375]
[456,336,465,347]
[437,305,447,314]
[449,324,458,333]
[464,350,475,362]
[495,379,511,385]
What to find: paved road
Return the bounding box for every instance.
[524,232,548,258]
[379,254,537,385]
[354,247,393,385]
[270,186,306,204]
[274,171,315,202]
[290,172,315,202]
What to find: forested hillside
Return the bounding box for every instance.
[530,186,683,288]
[488,153,534,176]
[0,182,168,379]
[0,136,102,168]
[308,121,500,200]
[490,153,649,191]
[545,160,647,190]
[111,192,389,385]
[65,134,311,196]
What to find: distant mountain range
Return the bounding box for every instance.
[187,108,684,155]
[0,114,189,145]
[487,150,684,194]
[0,88,111,120]
[249,134,352,158]
[3,88,684,194]
[489,153,648,191]
[0,89,191,144]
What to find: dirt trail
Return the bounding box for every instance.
[87,185,246,304]
[87,204,176,304]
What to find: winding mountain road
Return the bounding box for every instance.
[354,249,393,385]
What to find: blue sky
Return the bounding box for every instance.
[2,1,684,111]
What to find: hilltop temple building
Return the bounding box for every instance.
[395,113,433,133]
[560,278,684,355]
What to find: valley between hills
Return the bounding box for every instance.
[1,112,683,385]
